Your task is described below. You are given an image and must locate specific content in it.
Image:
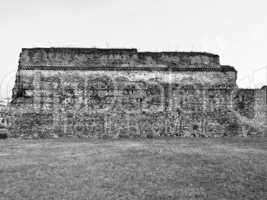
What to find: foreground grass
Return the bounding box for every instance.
[0,137,266,200]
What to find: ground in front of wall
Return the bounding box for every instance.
[0,137,266,200]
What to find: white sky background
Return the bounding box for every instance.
[0,0,267,100]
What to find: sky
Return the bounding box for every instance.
[0,0,267,100]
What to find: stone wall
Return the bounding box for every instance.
[9,48,266,138]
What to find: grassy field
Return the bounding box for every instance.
[0,138,266,200]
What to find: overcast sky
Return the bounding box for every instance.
[0,0,267,100]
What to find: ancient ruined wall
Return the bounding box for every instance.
[11,48,266,138]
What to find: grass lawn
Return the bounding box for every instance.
[0,137,266,200]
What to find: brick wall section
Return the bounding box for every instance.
[19,48,221,68]
[234,89,255,119]
[255,87,267,127]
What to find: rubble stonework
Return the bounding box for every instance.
[10,48,267,138]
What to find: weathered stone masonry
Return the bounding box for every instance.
[10,48,267,138]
